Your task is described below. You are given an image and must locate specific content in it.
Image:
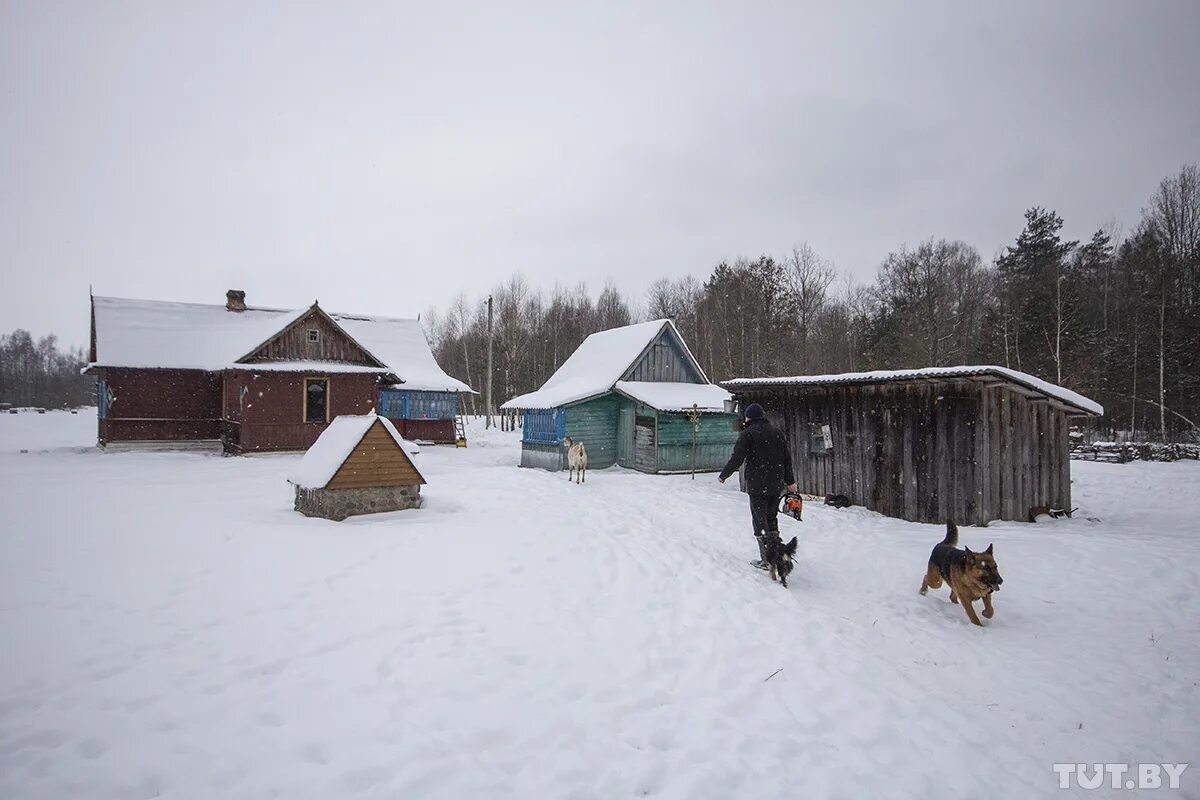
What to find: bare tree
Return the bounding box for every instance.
[785,244,835,371]
[449,293,477,414]
[1143,165,1200,440]
[1146,164,1200,307]
[596,281,633,330]
[840,277,875,372]
[644,275,700,341]
[0,330,93,408]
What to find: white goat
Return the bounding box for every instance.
[562,436,587,484]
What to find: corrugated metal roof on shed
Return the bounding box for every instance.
[722,365,1102,416]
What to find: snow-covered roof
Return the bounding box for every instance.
[333,314,472,393]
[722,365,1103,416]
[501,319,706,410]
[89,295,473,392]
[614,381,733,413]
[288,413,421,489]
[90,296,303,371]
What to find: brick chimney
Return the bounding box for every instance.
[226,290,246,312]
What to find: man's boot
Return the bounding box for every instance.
[751,534,769,570]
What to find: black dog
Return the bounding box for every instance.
[759,531,799,588]
[824,494,851,509]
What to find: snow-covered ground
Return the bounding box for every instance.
[1,412,1197,799]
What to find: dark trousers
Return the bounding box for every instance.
[748,491,779,537]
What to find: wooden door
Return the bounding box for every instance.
[617,404,634,467]
[634,415,657,472]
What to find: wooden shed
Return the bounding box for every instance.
[289,413,425,520]
[722,366,1103,526]
[501,320,738,473]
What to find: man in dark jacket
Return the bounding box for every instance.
[718,402,797,569]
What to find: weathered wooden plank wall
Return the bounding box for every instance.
[915,384,933,522]
[1000,387,1012,519]
[901,385,916,520]
[633,414,657,472]
[653,410,738,473]
[975,387,992,523]
[245,311,376,365]
[736,379,1078,525]
[616,403,634,466]
[622,328,705,383]
[99,367,222,422]
[564,395,621,468]
[396,418,456,444]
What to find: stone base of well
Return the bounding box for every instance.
[294,484,422,521]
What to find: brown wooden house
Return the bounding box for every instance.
[722,366,1103,526]
[290,413,426,520]
[87,291,473,452]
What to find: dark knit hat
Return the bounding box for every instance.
[744,403,764,420]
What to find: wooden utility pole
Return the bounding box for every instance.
[1130,321,1138,437]
[486,294,494,429]
[1159,285,1167,443]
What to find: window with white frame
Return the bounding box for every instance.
[307,329,320,343]
[809,422,833,454]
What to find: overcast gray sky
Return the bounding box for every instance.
[2,0,1198,348]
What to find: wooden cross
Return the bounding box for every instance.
[685,402,703,479]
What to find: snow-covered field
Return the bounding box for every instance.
[1,411,1197,799]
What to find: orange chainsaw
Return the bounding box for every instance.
[779,492,804,522]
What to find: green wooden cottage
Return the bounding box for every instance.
[501,319,739,473]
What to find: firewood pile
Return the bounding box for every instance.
[1071,441,1200,463]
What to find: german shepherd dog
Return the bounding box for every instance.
[759,530,799,588]
[919,520,1003,626]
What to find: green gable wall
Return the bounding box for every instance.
[653,409,738,473]
[520,393,736,474]
[563,394,622,469]
[622,325,706,384]
[614,398,737,473]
